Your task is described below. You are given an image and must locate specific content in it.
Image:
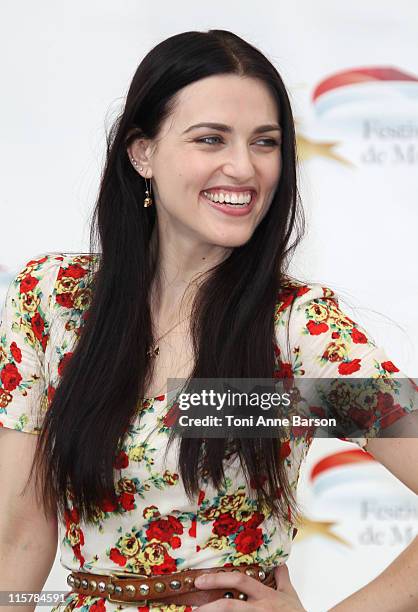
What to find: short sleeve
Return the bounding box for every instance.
[0,253,63,434]
[274,282,418,450]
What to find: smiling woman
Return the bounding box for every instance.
[0,28,417,612]
[127,73,283,249]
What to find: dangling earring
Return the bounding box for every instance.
[130,156,153,208]
[143,176,153,208]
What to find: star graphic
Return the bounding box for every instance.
[296,133,354,166]
[293,515,351,547]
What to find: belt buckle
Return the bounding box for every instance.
[107,570,150,606]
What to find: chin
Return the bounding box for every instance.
[209,231,254,249]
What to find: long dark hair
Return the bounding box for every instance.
[32,30,305,528]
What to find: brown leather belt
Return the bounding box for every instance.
[67,563,276,607]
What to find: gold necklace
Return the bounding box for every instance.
[147,314,191,359]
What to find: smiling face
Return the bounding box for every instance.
[128,74,282,250]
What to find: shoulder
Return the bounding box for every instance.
[11,251,98,301]
[274,276,340,324]
[2,252,98,352]
[8,253,97,307]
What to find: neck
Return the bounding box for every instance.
[149,224,232,318]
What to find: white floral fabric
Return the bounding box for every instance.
[0,253,415,612]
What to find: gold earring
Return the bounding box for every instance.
[144,177,153,208]
[130,157,153,207]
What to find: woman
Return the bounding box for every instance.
[0,30,417,612]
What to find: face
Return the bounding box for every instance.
[129,74,282,250]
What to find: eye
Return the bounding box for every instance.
[195,136,223,145]
[195,136,279,147]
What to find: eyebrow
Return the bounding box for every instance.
[182,122,282,135]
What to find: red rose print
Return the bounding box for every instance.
[331,332,340,339]
[74,544,85,568]
[297,286,310,297]
[292,424,316,439]
[20,275,39,293]
[31,312,45,341]
[351,328,368,344]
[152,551,178,574]
[119,492,135,511]
[1,363,22,391]
[213,513,240,536]
[68,508,80,523]
[101,496,119,512]
[245,511,265,529]
[381,361,399,373]
[56,292,74,308]
[146,517,183,543]
[375,392,407,430]
[163,403,180,427]
[26,256,48,267]
[114,450,129,469]
[58,352,73,376]
[275,289,295,313]
[47,385,56,404]
[338,359,361,375]
[197,490,205,505]
[109,547,127,566]
[40,334,48,352]
[170,536,182,549]
[59,264,88,279]
[90,599,106,612]
[306,321,329,335]
[235,528,263,554]
[348,405,375,430]
[75,594,88,606]
[10,342,22,363]
[188,519,196,538]
[310,406,326,417]
[274,362,293,378]
[280,439,291,459]
[167,516,183,533]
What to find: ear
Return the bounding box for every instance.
[127,136,154,178]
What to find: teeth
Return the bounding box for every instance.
[202,191,253,206]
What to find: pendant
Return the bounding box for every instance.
[147,345,160,358]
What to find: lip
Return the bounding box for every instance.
[202,186,257,194]
[199,191,257,217]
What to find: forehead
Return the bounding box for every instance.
[170,74,279,130]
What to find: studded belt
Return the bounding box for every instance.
[67,563,276,607]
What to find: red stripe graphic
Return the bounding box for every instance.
[310,449,375,482]
[313,67,418,102]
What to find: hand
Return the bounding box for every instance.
[194,564,307,611]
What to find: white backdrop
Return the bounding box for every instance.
[1,2,417,611]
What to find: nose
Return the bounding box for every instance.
[222,143,256,181]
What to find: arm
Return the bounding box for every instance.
[278,284,418,611]
[329,437,418,612]
[0,428,58,612]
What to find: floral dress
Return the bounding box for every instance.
[0,253,416,612]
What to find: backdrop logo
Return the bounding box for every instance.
[297,66,418,167]
[309,448,375,495]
